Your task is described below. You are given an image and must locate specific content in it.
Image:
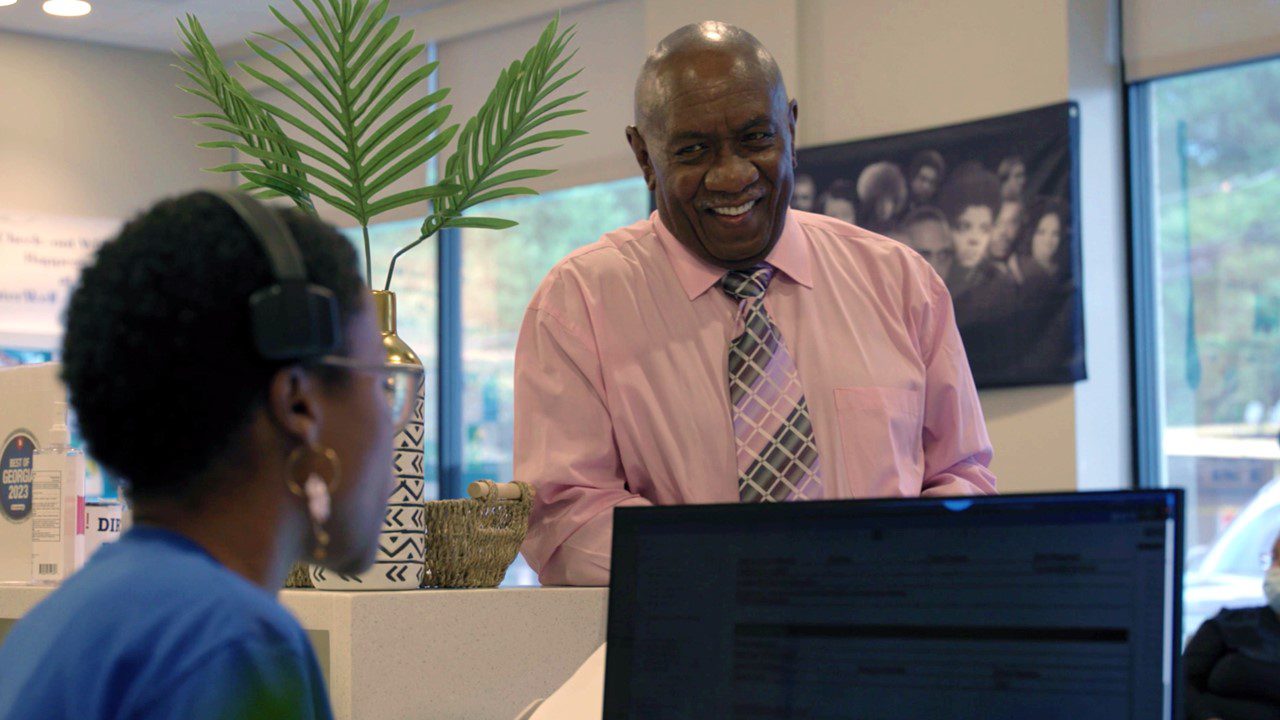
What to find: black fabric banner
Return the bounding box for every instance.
[795,102,1085,388]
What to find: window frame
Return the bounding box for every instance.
[437,226,465,499]
[1127,54,1280,490]
[1128,80,1164,490]
[435,178,651,498]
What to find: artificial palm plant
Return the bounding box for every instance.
[175,0,586,291]
[176,1,585,590]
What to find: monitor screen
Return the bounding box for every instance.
[604,491,1182,720]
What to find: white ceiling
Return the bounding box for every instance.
[0,0,450,53]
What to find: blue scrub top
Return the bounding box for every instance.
[0,526,332,720]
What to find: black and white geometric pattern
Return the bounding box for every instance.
[312,374,426,590]
[737,406,822,502]
[722,266,823,503]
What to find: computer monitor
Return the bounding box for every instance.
[604,490,1183,719]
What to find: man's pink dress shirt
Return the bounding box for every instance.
[514,209,997,586]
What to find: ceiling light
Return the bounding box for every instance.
[0,0,17,7]
[42,0,91,17]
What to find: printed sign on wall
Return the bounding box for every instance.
[0,209,120,338]
[795,103,1085,389]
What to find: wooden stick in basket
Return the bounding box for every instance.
[467,480,525,501]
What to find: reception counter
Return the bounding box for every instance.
[0,585,609,719]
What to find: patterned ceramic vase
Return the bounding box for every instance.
[312,290,426,590]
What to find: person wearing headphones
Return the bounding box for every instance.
[0,192,419,720]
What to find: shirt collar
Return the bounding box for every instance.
[652,209,814,301]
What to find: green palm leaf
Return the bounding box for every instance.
[177,1,585,291]
[382,15,587,289]
[176,14,315,212]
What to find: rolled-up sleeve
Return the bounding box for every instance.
[514,285,652,586]
[917,271,998,497]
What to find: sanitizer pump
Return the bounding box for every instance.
[31,402,85,583]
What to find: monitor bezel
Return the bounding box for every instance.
[603,489,1184,719]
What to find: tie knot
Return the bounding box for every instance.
[721,265,774,300]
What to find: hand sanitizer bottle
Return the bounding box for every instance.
[31,402,85,584]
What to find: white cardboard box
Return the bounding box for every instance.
[0,363,64,582]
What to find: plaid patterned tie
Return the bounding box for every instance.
[721,265,823,502]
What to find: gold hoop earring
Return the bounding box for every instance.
[286,445,342,561]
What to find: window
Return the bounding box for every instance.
[1132,56,1280,640]
[457,177,651,488]
[355,176,651,504]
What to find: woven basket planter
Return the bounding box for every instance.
[421,480,533,588]
[285,562,313,588]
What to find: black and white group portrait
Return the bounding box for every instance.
[796,103,1086,388]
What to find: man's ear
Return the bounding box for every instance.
[788,99,799,169]
[626,126,657,191]
[266,366,321,448]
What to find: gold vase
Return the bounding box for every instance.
[373,290,421,368]
[311,290,426,590]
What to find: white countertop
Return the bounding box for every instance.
[0,584,609,720]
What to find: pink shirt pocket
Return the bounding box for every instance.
[833,386,924,498]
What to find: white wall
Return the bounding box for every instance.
[795,1,1070,144]
[1069,0,1131,491]
[0,30,229,220]
[0,0,1132,492]
[436,0,646,193]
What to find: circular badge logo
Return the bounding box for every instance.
[1,432,36,521]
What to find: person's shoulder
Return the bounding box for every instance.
[0,534,310,718]
[1204,605,1280,643]
[66,530,302,641]
[1207,606,1280,656]
[793,210,944,292]
[549,215,656,276]
[1213,605,1276,627]
[981,262,1018,294]
[795,211,934,270]
[529,215,659,311]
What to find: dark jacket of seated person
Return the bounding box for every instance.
[1184,532,1280,720]
[0,192,410,720]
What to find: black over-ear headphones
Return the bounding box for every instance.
[204,190,342,360]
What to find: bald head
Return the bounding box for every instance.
[634,21,786,135]
[623,21,798,271]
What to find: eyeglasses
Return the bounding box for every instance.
[312,355,423,429]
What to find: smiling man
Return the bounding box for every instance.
[514,22,997,586]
